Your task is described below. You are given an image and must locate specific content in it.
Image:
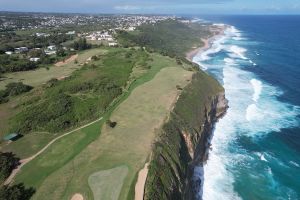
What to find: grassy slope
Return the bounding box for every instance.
[0,48,146,157]
[144,71,224,199]
[14,53,192,200]
[117,20,211,57]
[0,48,107,90]
[0,48,107,142]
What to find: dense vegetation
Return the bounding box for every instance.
[117,20,211,58]
[0,55,38,73]
[0,82,33,104]
[72,38,91,50]
[0,31,74,53]
[0,152,19,184]
[0,153,33,200]
[0,184,35,200]
[9,48,150,134]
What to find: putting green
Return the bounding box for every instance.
[88,166,128,200]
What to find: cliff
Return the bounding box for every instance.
[144,70,228,200]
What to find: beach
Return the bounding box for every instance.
[186,25,226,63]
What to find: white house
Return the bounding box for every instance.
[15,47,28,53]
[108,42,118,47]
[47,45,56,51]
[5,51,13,55]
[29,57,40,62]
[66,31,75,35]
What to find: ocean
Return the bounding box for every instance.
[192,15,300,200]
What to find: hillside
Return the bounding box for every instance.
[117,20,211,58]
[0,19,226,200]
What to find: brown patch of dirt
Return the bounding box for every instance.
[55,54,78,67]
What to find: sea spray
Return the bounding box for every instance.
[192,22,300,200]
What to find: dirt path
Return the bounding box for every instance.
[135,163,149,200]
[4,117,103,185]
[55,54,78,67]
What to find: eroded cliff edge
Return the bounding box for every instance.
[144,70,228,200]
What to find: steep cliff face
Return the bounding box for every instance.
[144,71,228,200]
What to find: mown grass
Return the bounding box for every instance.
[0,132,55,159]
[14,52,193,200]
[0,48,146,156]
[0,48,106,90]
[88,166,129,200]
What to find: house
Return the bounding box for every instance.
[30,57,40,62]
[66,31,76,35]
[45,51,56,55]
[108,42,118,47]
[35,32,50,37]
[47,45,56,51]
[14,47,28,53]
[3,133,20,141]
[127,27,136,31]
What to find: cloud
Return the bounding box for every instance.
[114,5,140,11]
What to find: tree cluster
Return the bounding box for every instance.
[72,38,91,50]
[0,82,33,104]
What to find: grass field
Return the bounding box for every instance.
[88,166,128,200]
[14,52,194,200]
[0,48,107,90]
[0,132,56,159]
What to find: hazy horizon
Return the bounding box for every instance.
[0,0,299,15]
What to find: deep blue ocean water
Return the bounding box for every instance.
[192,16,300,200]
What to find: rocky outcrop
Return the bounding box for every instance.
[144,71,228,200]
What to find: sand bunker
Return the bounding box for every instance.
[70,193,83,200]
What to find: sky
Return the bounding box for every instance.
[0,0,300,15]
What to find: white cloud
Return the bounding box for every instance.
[114,5,140,10]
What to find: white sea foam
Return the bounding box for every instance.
[289,161,300,168]
[260,153,268,162]
[224,58,236,65]
[192,25,300,200]
[250,79,262,102]
[228,45,248,59]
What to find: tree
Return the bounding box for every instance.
[72,38,91,51]
[106,120,117,128]
[0,152,20,184]
[0,183,35,200]
[56,46,66,57]
[5,82,33,96]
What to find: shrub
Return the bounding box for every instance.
[0,183,35,200]
[0,152,20,184]
[106,120,117,128]
[5,82,33,96]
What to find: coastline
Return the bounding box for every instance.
[185,23,229,200]
[186,25,226,63]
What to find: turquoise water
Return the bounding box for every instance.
[192,16,300,200]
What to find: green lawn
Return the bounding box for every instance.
[0,48,107,90]
[88,166,129,200]
[0,132,55,159]
[14,52,194,200]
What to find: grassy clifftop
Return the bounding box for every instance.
[144,71,226,200]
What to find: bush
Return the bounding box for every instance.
[0,152,20,184]
[72,38,91,51]
[0,82,33,104]
[106,120,117,128]
[0,55,38,73]
[0,183,35,200]
[5,82,33,96]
